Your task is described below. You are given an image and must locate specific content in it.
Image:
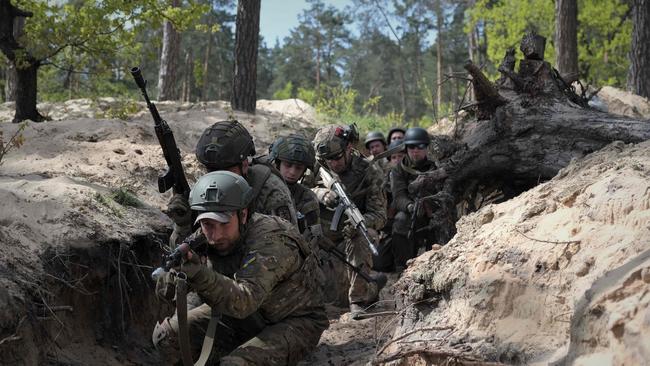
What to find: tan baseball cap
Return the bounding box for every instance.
[194,211,233,224]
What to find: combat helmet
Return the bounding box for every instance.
[364,131,387,149]
[403,127,431,146]
[269,134,316,170]
[190,171,254,213]
[195,120,256,170]
[313,125,351,160]
[387,138,405,153]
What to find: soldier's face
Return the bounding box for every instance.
[390,152,405,166]
[407,144,428,162]
[325,145,351,174]
[367,141,386,156]
[279,160,306,184]
[200,209,248,253]
[390,132,404,141]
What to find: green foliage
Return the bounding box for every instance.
[110,187,143,208]
[273,81,294,100]
[0,122,27,166]
[94,99,140,120]
[578,0,631,87]
[469,0,556,76]
[93,192,124,218]
[468,0,631,87]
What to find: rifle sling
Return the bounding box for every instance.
[175,276,194,366]
[195,313,220,366]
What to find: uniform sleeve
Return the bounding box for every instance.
[189,235,301,319]
[301,189,321,227]
[259,174,299,225]
[362,165,387,230]
[391,165,413,212]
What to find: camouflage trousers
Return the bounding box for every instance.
[342,234,379,305]
[157,299,328,365]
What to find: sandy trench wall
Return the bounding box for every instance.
[386,140,650,365]
[0,99,317,365]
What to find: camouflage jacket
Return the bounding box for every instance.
[189,214,325,323]
[391,156,442,212]
[289,182,320,229]
[313,151,387,234]
[247,164,298,226]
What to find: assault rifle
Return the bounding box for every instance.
[130,67,190,198]
[319,168,379,256]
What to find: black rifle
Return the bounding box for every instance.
[130,67,190,198]
[318,237,376,283]
[407,194,421,241]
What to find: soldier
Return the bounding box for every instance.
[390,127,454,270]
[154,171,328,365]
[166,120,298,245]
[373,138,405,272]
[312,125,387,319]
[387,127,405,143]
[364,131,387,157]
[268,134,320,236]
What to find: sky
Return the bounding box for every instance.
[259,0,353,46]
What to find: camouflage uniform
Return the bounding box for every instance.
[289,182,320,229]
[313,149,386,305]
[168,120,298,245]
[391,155,455,266]
[159,214,328,365]
[246,163,298,225]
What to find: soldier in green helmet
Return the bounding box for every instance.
[166,120,298,245]
[153,171,327,365]
[312,124,387,319]
[268,134,320,235]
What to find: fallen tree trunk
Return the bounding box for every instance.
[438,33,650,217]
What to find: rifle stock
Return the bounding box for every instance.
[130,67,190,198]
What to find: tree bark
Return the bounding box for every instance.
[3,14,23,102]
[627,0,650,98]
[201,33,212,101]
[231,0,260,113]
[435,0,443,116]
[437,33,650,232]
[157,0,181,101]
[555,0,579,83]
[14,60,43,122]
[0,0,44,122]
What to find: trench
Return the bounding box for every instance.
[0,232,171,366]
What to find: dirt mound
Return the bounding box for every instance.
[595,86,650,120]
[385,140,650,365]
[0,99,320,365]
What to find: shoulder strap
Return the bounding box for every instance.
[248,164,273,200]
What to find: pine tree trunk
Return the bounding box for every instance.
[555,0,579,83]
[14,60,44,123]
[201,33,212,101]
[3,14,23,102]
[231,0,260,113]
[627,0,650,98]
[435,0,443,116]
[157,0,181,101]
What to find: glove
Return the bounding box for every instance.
[407,203,415,214]
[342,220,357,240]
[323,190,339,208]
[155,271,177,303]
[174,250,204,280]
[165,194,192,227]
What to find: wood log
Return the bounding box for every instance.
[435,33,650,228]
